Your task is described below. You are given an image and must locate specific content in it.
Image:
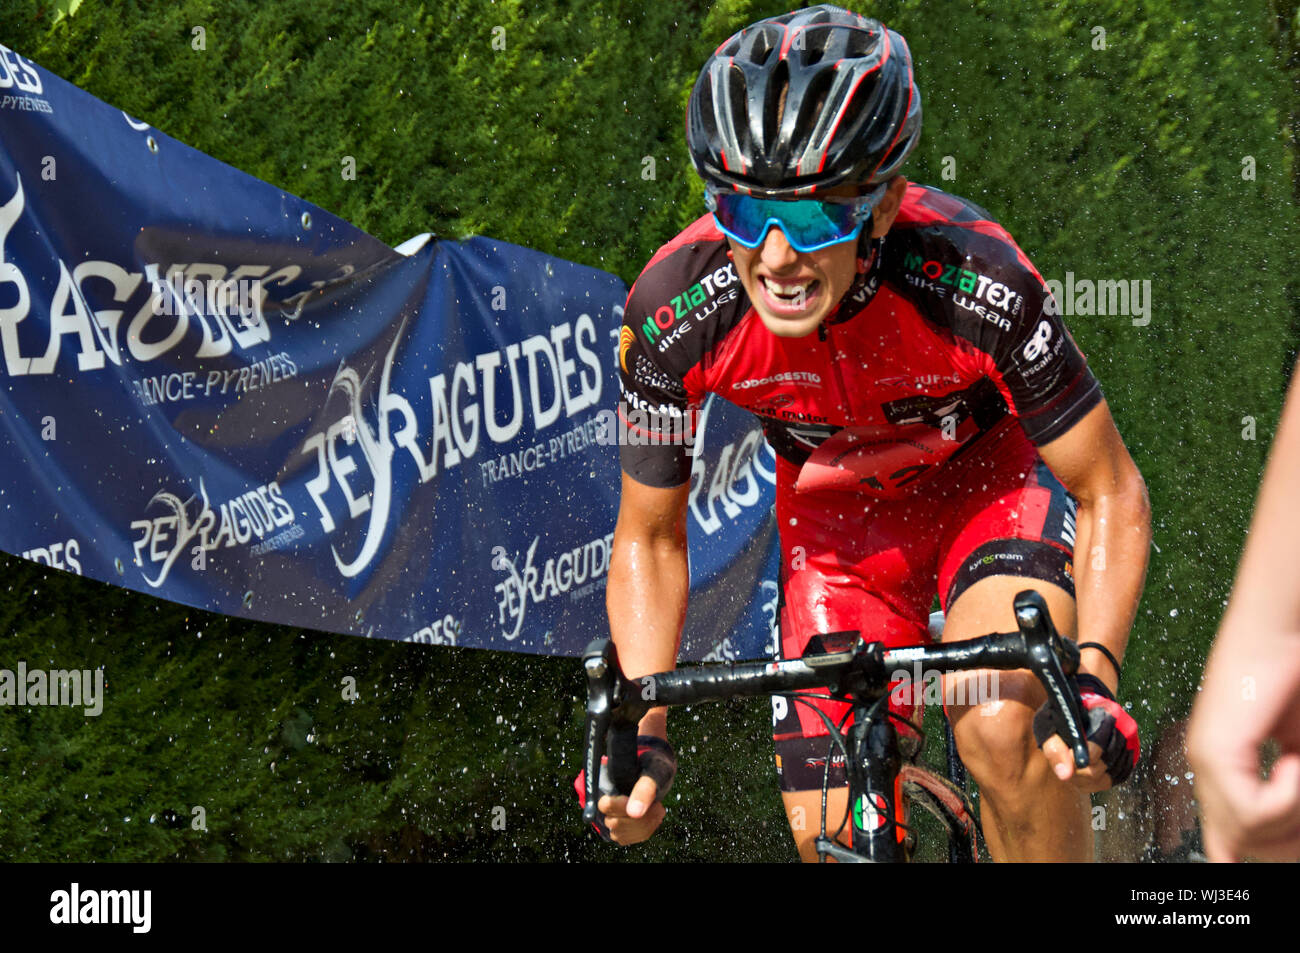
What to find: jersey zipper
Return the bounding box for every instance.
[817,238,879,417]
[819,320,854,419]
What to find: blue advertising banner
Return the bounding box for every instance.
[0,43,779,661]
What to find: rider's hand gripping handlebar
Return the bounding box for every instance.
[1012,590,1089,769]
[581,639,640,826]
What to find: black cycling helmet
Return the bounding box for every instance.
[687,5,922,198]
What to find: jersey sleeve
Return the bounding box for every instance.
[615,280,696,488]
[989,268,1103,445]
[888,198,1103,447]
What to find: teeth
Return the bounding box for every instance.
[763,277,813,297]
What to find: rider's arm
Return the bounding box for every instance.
[1036,398,1151,697]
[976,257,1149,785]
[1030,399,1150,789]
[598,247,701,839]
[606,472,692,740]
[595,473,690,842]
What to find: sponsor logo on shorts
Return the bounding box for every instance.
[968,550,1025,574]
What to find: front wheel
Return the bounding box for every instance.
[900,764,981,862]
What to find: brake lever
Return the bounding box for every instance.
[582,638,644,828]
[1013,590,1089,769]
[582,639,618,826]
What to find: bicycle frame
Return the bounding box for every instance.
[808,610,975,862]
[822,690,910,862]
[806,691,978,863]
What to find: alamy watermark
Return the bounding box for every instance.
[888,662,1000,708]
[1043,273,1152,326]
[50,883,150,933]
[477,402,698,486]
[148,267,264,323]
[593,402,699,453]
[0,662,104,716]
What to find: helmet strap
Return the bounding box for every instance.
[856,212,877,272]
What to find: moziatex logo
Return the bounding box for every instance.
[639,263,738,353]
[901,252,1024,315]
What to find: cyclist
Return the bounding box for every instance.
[597,5,1149,861]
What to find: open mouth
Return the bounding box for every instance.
[760,276,821,314]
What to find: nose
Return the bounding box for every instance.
[759,225,802,272]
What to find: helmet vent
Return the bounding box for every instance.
[798,26,833,66]
[834,80,874,152]
[696,77,715,138]
[725,63,752,156]
[746,26,779,66]
[877,137,911,179]
[794,70,836,157]
[764,60,790,156]
[844,26,876,59]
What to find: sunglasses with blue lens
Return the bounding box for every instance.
[705,184,887,253]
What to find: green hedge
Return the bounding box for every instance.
[0,0,1295,861]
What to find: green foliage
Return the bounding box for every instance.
[0,0,1295,861]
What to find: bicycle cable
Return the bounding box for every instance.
[782,691,887,857]
[780,691,942,858]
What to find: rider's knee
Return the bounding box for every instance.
[946,674,1042,793]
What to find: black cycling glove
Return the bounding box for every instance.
[573,735,678,841]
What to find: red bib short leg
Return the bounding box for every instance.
[773,421,1076,793]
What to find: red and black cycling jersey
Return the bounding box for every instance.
[617,183,1102,496]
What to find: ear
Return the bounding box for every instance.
[856,244,877,274]
[869,177,910,238]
